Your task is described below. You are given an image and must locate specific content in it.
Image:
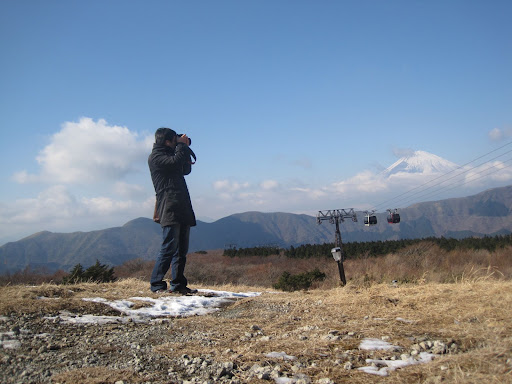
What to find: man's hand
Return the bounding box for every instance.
[153,201,160,223]
[177,134,189,146]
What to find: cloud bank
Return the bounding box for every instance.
[13,117,153,184]
[2,120,512,244]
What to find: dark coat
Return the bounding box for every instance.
[148,143,196,227]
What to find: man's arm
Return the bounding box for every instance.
[153,143,189,168]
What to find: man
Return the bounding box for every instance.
[148,127,197,294]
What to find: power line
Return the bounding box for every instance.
[399,159,512,206]
[369,140,512,212]
[374,151,512,210]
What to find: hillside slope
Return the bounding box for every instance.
[1,185,511,273]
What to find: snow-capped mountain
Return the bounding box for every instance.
[383,150,459,176]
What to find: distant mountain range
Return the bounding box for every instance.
[1,185,511,274]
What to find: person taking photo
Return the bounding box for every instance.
[148,127,197,294]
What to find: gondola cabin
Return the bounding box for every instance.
[387,212,400,224]
[364,214,378,226]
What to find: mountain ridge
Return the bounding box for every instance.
[1,185,511,274]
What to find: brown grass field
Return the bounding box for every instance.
[1,244,511,383]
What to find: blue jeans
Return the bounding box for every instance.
[150,224,190,292]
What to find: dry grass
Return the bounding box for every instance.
[1,278,512,383]
[51,367,142,384]
[2,243,512,382]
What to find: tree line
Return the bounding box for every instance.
[223,246,282,257]
[223,234,512,259]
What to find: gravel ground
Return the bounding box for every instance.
[0,306,459,384]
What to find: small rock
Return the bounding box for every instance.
[432,341,447,354]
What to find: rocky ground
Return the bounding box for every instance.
[0,312,460,384]
[1,280,511,383]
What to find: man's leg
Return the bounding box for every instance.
[150,225,179,292]
[170,225,190,292]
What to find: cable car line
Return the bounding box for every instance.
[368,142,512,213]
[372,150,512,211]
[376,158,512,212]
[397,159,512,206]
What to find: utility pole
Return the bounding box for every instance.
[316,209,357,286]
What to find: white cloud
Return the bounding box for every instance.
[289,187,327,200]
[212,180,250,192]
[3,186,78,224]
[463,160,512,185]
[12,170,39,184]
[489,126,512,142]
[0,186,155,242]
[260,180,279,190]
[331,170,389,194]
[15,117,152,184]
[113,181,148,199]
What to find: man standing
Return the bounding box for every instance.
[148,127,197,294]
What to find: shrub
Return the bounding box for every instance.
[273,268,326,291]
[63,260,115,284]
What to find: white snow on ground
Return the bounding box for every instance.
[264,352,297,361]
[358,338,435,376]
[46,289,261,324]
[0,332,21,349]
[359,338,400,351]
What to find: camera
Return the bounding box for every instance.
[177,134,191,146]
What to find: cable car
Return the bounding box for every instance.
[387,209,400,224]
[364,210,378,226]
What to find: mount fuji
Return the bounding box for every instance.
[383,150,459,177]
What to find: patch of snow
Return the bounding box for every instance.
[275,378,294,384]
[1,339,21,349]
[358,352,435,376]
[0,332,21,349]
[359,338,400,351]
[47,289,261,324]
[384,150,458,176]
[53,314,131,325]
[265,351,297,361]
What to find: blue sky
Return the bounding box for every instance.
[1,0,511,244]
